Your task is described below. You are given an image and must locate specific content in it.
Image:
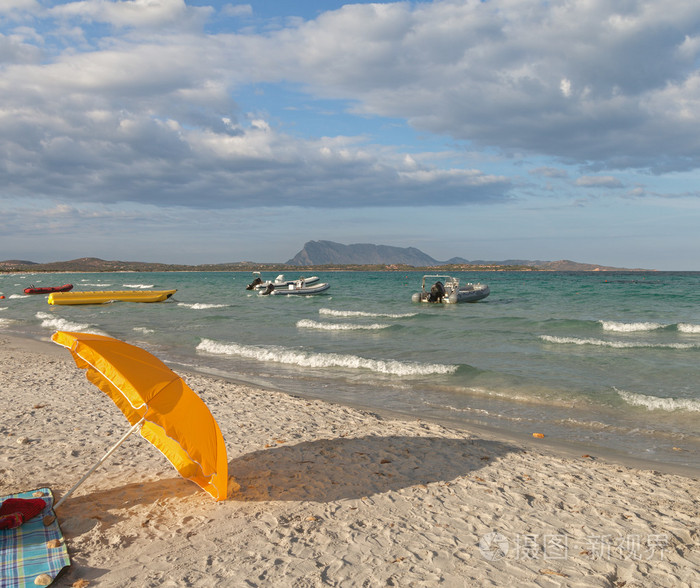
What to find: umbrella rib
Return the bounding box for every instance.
[54,338,151,412]
[76,348,148,412]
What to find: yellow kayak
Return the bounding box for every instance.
[48,289,177,305]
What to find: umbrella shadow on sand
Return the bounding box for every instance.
[227,434,519,502]
[48,435,518,586]
[58,433,517,529]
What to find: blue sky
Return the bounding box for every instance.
[1,1,700,269]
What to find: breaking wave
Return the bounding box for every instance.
[320,308,417,319]
[35,311,92,333]
[600,320,666,332]
[196,338,457,376]
[297,319,390,331]
[178,302,228,310]
[539,335,699,350]
[678,323,700,334]
[617,389,700,412]
[133,326,155,334]
[123,283,154,289]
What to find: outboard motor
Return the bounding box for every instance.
[246,276,263,290]
[261,283,275,296]
[429,281,445,302]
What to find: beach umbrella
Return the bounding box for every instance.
[50,331,228,509]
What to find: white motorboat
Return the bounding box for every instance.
[246,272,319,290]
[259,280,330,296]
[411,275,489,304]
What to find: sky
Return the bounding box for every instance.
[1,1,700,269]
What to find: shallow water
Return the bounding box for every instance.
[2,270,698,469]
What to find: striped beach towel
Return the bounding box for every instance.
[0,488,70,587]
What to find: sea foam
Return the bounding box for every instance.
[617,389,700,412]
[600,320,666,332]
[539,335,698,350]
[678,323,700,334]
[320,308,417,319]
[36,311,91,333]
[196,338,457,376]
[297,319,390,331]
[178,302,228,310]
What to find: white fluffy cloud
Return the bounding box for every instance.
[1,0,700,214]
[254,0,700,171]
[576,176,624,188]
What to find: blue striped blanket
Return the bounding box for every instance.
[0,488,70,587]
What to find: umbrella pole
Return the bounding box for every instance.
[47,417,146,521]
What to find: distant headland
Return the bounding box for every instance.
[0,240,652,273]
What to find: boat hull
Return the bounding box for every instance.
[453,284,490,303]
[412,286,489,303]
[261,283,330,296]
[48,289,177,305]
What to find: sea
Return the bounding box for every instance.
[1,270,698,471]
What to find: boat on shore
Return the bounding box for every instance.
[24,284,73,295]
[246,273,319,290]
[259,281,330,296]
[411,275,489,304]
[48,289,177,305]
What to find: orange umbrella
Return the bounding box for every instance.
[51,331,228,504]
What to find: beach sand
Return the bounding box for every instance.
[1,335,698,587]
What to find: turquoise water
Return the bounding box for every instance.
[2,270,699,469]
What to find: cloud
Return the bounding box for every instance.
[530,167,569,179]
[0,3,517,210]
[246,1,700,172]
[47,0,207,29]
[221,4,253,18]
[576,176,624,188]
[0,0,39,16]
[2,0,700,220]
[560,78,572,98]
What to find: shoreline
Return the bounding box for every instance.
[6,333,699,480]
[192,366,700,481]
[1,333,698,586]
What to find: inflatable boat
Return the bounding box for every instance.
[412,275,489,304]
[259,282,330,296]
[24,284,73,294]
[247,273,320,290]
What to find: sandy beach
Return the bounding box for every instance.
[1,335,698,587]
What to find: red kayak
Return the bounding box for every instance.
[24,283,74,295]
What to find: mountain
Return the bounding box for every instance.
[286,241,438,266]
[0,260,36,268]
[286,241,633,270]
[0,257,257,273]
